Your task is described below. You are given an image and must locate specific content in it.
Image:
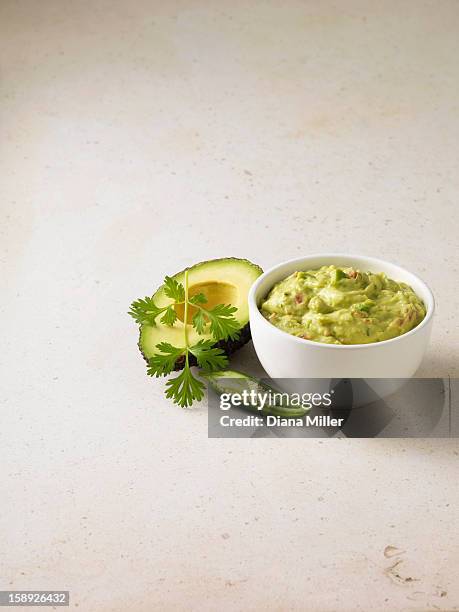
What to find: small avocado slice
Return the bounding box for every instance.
[138,257,263,370]
[201,369,307,417]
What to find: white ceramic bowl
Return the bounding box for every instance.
[248,254,434,379]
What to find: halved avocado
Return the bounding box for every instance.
[139,258,263,370]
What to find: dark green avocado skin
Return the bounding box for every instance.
[138,322,252,371]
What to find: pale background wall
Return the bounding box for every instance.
[1,1,458,610]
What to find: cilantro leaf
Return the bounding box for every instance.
[165,367,205,408]
[189,339,228,371]
[204,304,240,340]
[163,276,185,302]
[147,342,185,377]
[128,296,163,326]
[189,292,207,305]
[192,309,207,335]
[191,304,240,340]
[160,305,178,326]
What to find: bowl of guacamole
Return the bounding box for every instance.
[260,265,426,345]
[248,255,434,380]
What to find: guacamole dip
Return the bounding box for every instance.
[260,265,426,345]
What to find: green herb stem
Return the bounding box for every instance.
[184,269,189,349]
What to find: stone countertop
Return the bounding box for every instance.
[1,1,458,610]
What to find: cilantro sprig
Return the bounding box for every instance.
[129,271,240,407]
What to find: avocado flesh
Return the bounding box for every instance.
[138,258,263,370]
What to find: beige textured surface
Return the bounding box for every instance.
[1,1,458,610]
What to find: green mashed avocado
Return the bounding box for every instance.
[260,265,426,345]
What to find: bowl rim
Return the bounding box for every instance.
[248,253,435,350]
